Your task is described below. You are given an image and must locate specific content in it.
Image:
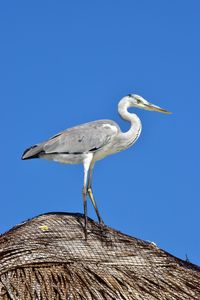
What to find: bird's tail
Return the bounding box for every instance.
[21,144,44,160]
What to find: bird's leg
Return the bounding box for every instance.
[82,185,88,240]
[88,187,104,225]
[87,167,104,225]
[82,158,92,240]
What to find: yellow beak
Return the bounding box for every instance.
[144,103,172,114]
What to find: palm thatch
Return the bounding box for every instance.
[0,212,199,299]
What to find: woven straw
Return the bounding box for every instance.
[0,213,199,299]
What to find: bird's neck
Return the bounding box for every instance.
[118,98,142,147]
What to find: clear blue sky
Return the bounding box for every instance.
[0,1,199,265]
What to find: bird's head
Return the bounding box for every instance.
[126,94,171,114]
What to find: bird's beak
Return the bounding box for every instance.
[144,102,172,114]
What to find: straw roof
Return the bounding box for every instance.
[0,213,199,299]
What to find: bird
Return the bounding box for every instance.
[22,94,171,239]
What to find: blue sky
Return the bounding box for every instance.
[0,1,200,265]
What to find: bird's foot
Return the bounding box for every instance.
[99,219,104,226]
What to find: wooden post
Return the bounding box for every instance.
[0,213,200,299]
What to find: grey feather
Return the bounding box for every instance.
[22,144,44,160]
[22,120,119,159]
[44,120,119,154]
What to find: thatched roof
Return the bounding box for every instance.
[0,212,199,299]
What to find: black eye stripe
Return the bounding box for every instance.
[127,94,142,103]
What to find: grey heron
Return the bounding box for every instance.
[22,94,171,239]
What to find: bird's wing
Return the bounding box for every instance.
[42,120,119,154]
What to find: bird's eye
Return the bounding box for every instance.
[135,98,140,103]
[128,94,132,98]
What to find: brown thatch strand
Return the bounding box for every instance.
[0,213,199,299]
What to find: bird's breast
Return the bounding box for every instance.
[92,142,122,162]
